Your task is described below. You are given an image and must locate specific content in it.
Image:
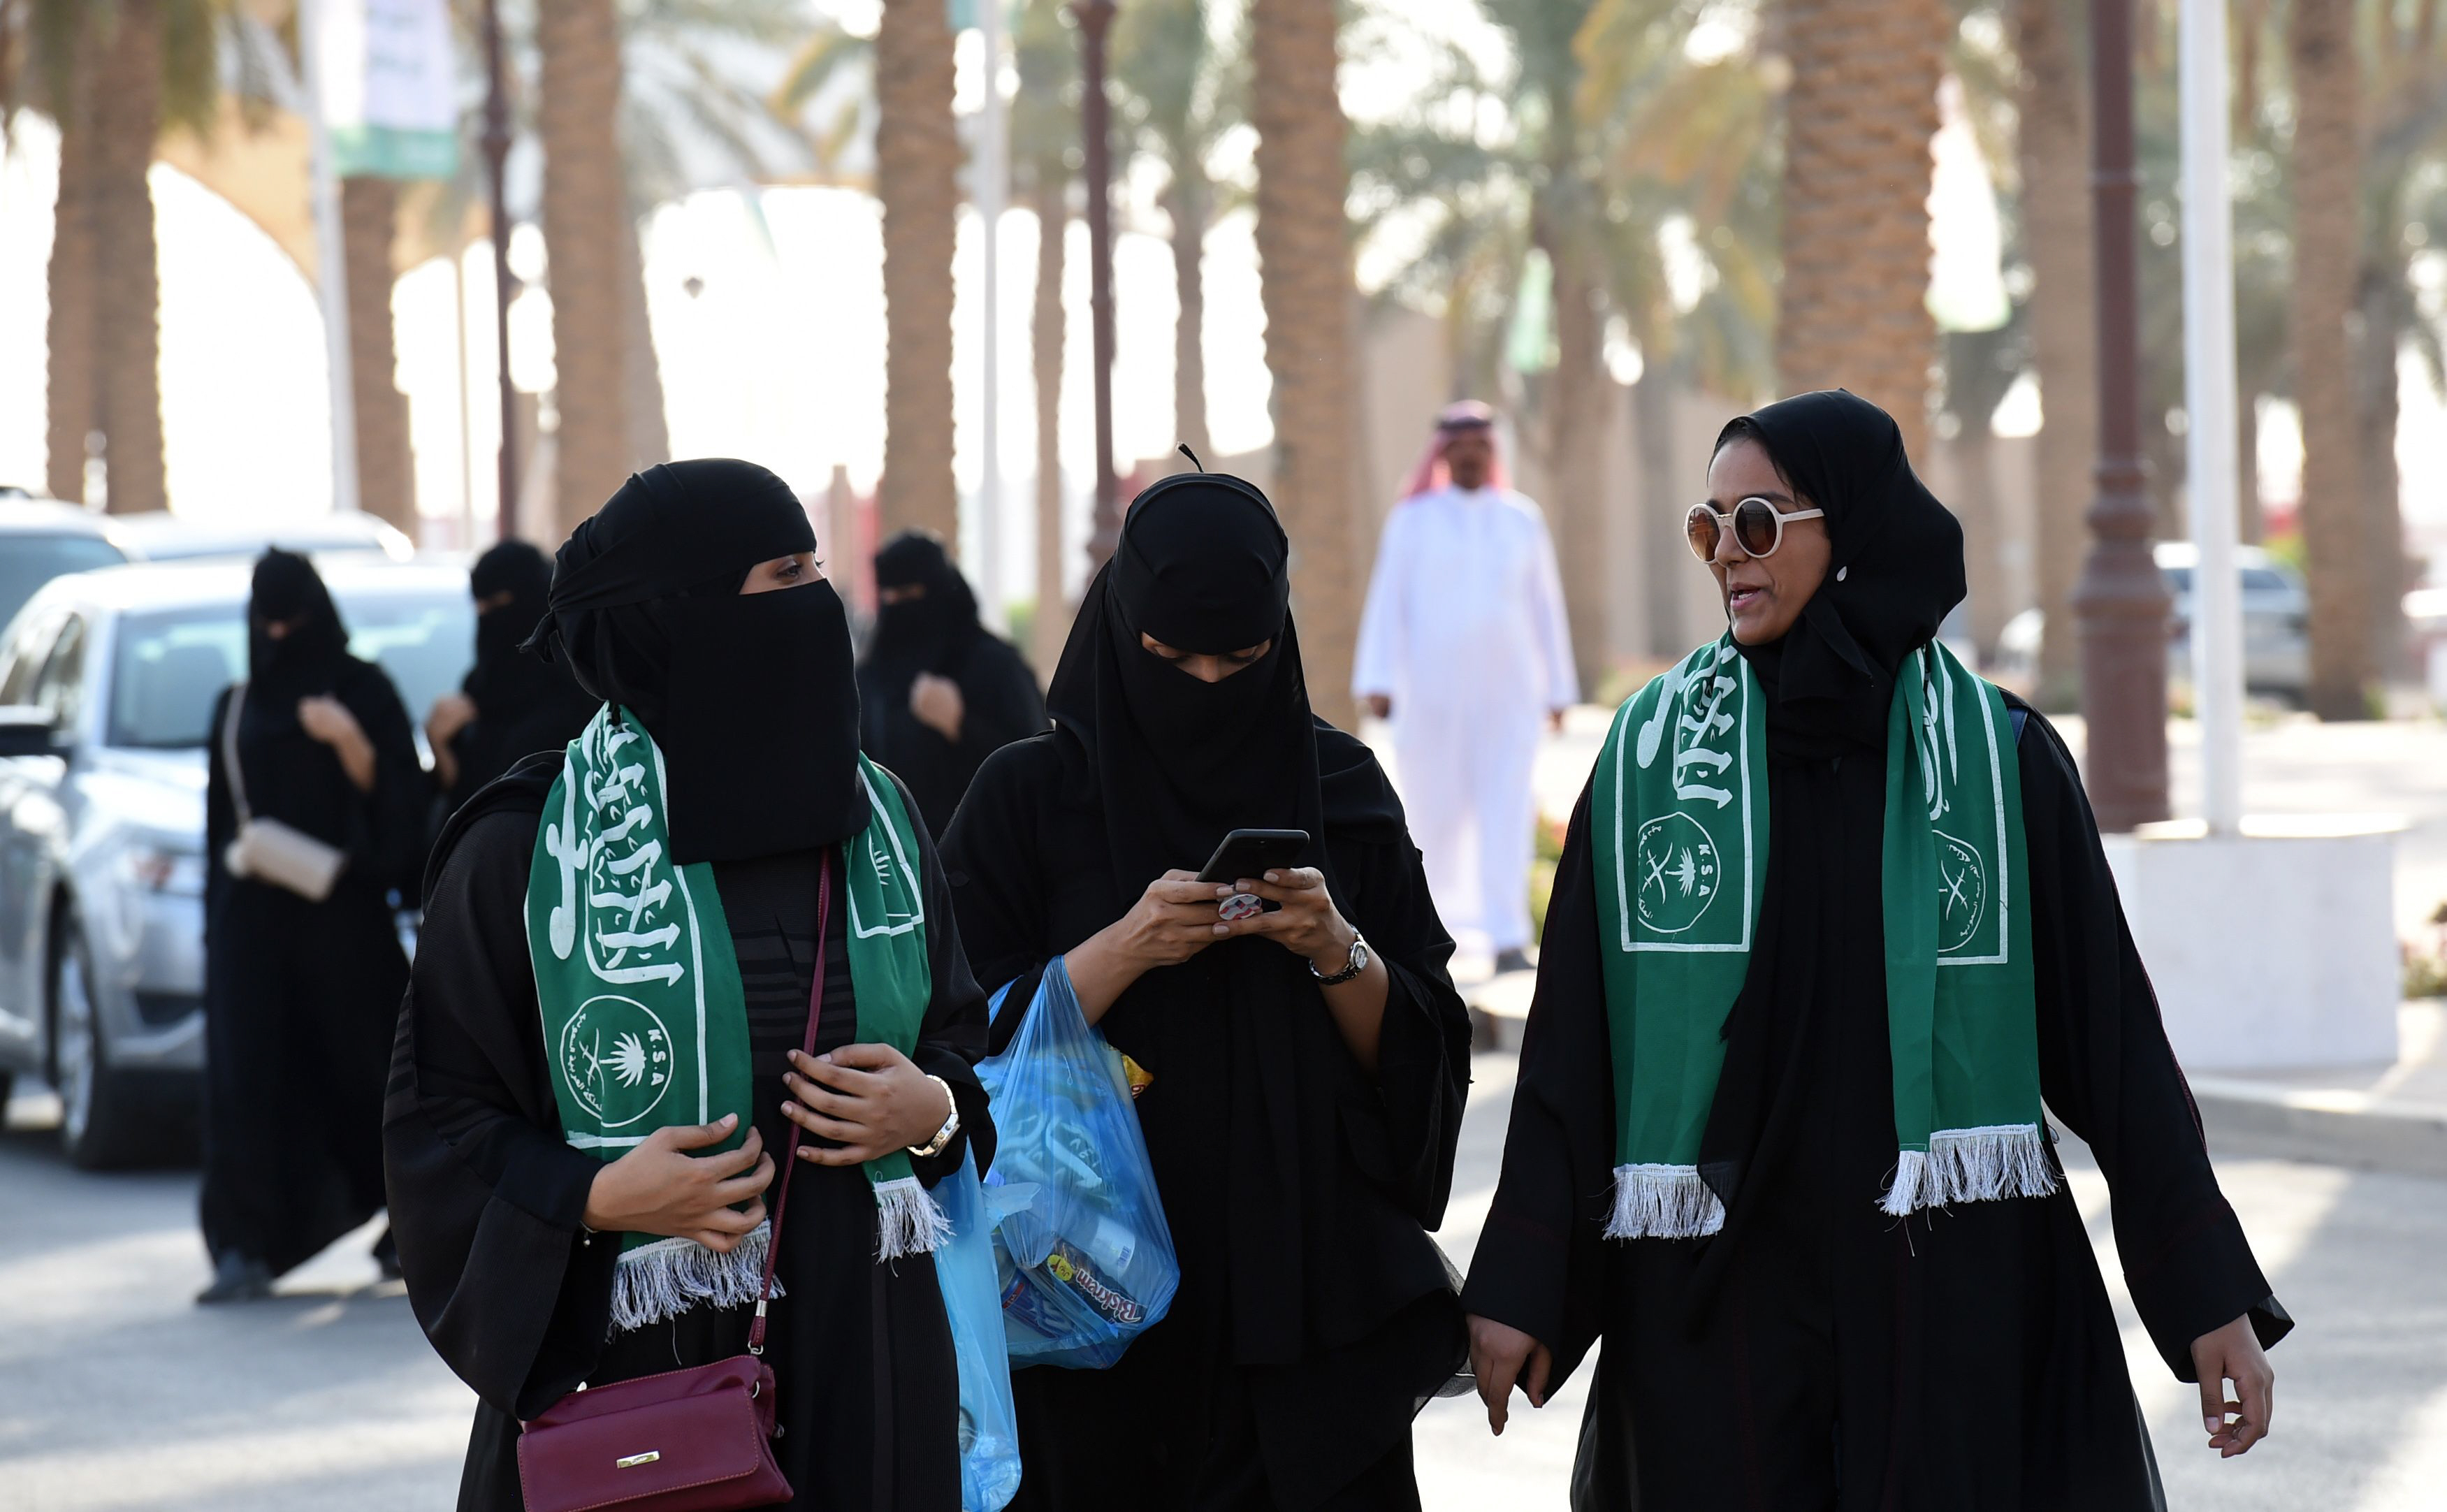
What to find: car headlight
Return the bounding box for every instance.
[121,843,205,899]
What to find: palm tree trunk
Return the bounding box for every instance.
[2236,381,2261,543]
[91,0,166,515]
[2288,0,2369,719]
[1249,0,1358,729]
[1031,182,1068,678]
[2358,261,2405,681]
[620,196,671,471]
[1633,365,1683,657]
[1955,422,2006,654]
[537,0,630,535]
[875,0,961,544]
[2015,0,2094,705]
[342,175,414,532]
[1775,0,1946,460]
[43,29,97,505]
[1542,233,1609,692]
[1165,174,1211,461]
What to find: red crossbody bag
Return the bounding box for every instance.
[516,855,835,1512]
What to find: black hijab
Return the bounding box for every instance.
[528,459,867,865]
[462,541,561,707]
[247,548,352,704]
[1714,389,1966,746]
[864,530,984,677]
[1045,470,1326,893]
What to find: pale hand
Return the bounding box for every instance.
[1214,866,1353,975]
[297,695,377,792]
[1113,870,1232,969]
[1468,1314,1553,1436]
[298,695,365,748]
[1365,694,1393,720]
[426,692,477,751]
[910,673,964,742]
[581,1114,774,1252]
[782,1042,951,1165]
[2191,1313,2274,1458]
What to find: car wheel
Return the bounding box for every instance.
[50,908,146,1170]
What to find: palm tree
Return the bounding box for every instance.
[873,0,961,544]
[31,8,98,504]
[1775,0,1949,459]
[1249,0,1358,727]
[342,175,415,530]
[2288,0,2369,719]
[89,0,170,514]
[537,0,632,534]
[1012,0,1075,675]
[2007,0,2093,702]
[1112,0,1238,461]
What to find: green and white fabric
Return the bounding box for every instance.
[1588,637,2054,1239]
[528,706,944,1332]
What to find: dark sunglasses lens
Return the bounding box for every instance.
[1685,507,1721,561]
[1734,498,1783,555]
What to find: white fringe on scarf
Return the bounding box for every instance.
[873,1175,953,1261]
[607,1222,780,1335]
[1877,1123,2059,1217]
[1604,1163,1726,1240]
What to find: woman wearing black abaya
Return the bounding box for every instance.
[1462,391,2290,1510]
[200,550,427,1302]
[426,539,598,820]
[384,460,994,1511]
[941,470,1472,1512]
[857,530,1046,839]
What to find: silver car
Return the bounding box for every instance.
[0,556,473,1166]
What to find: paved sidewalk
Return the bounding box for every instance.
[2187,1002,2447,1179]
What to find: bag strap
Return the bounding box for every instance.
[221,682,252,825]
[749,850,830,1357]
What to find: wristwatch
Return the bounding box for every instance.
[907,1074,961,1159]
[1309,931,1370,987]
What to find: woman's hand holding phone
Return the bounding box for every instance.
[1212,868,1351,973]
[1066,870,1229,1022]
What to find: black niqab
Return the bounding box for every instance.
[1045,472,1325,893]
[247,548,351,704]
[528,459,866,864]
[866,530,982,674]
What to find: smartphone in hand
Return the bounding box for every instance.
[1198,829,1311,919]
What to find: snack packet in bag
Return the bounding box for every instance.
[978,958,1179,1368]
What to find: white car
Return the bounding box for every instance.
[1990,543,2309,703]
[0,556,472,1165]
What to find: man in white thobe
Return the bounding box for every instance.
[1353,402,1578,975]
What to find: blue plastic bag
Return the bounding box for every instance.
[931,1147,1022,1511]
[977,957,1179,1368]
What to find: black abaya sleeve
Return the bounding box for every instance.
[1323,764,1473,1229]
[2014,704,2293,1380]
[382,805,621,1419]
[337,659,433,898]
[1459,775,1615,1388]
[941,737,1061,1056]
[891,767,999,1184]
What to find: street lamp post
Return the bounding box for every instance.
[481,0,520,540]
[1074,0,1119,567]
[2073,0,2171,831]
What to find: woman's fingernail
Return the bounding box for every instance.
[720,1113,736,1126]
[1264,871,1279,882]
[2205,1416,2221,1434]
[781,1102,796,1117]
[816,1052,833,1064]
[1216,885,1233,898]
